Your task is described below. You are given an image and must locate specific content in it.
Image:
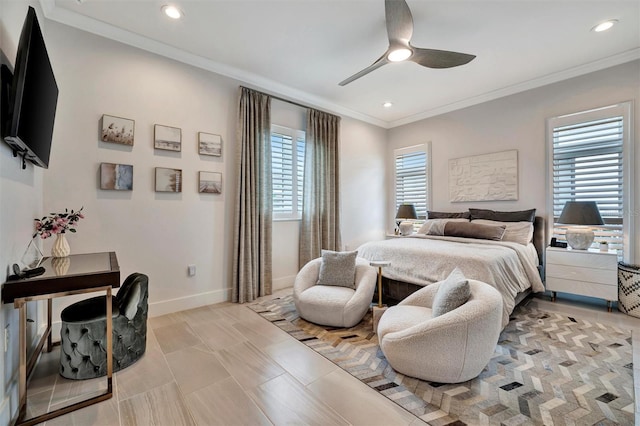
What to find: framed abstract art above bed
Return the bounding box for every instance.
[357,209,545,327]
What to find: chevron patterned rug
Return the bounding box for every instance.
[249,296,635,425]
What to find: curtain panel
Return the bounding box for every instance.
[299,109,342,268]
[232,87,273,303]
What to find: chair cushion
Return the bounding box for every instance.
[377,305,432,338]
[316,250,358,289]
[431,268,470,317]
[60,295,120,323]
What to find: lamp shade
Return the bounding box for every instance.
[395,204,417,220]
[557,201,604,226]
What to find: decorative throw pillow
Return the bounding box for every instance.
[421,218,469,235]
[471,219,534,245]
[316,250,358,289]
[432,268,470,317]
[469,208,536,223]
[443,221,506,241]
[427,211,471,219]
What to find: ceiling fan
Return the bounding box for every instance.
[339,0,476,86]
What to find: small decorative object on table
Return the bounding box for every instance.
[33,207,84,258]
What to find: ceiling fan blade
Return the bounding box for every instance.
[385,0,413,46]
[338,55,389,86]
[411,47,476,69]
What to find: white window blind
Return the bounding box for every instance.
[550,108,628,253]
[394,144,430,220]
[271,125,305,219]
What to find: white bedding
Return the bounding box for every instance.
[357,235,545,326]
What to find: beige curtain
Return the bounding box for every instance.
[232,87,272,303]
[299,109,342,267]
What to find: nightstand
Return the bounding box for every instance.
[545,246,618,311]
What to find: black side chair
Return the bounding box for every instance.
[59,273,148,380]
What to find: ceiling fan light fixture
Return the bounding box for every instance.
[592,19,618,32]
[387,48,412,62]
[162,5,183,19]
[383,102,393,108]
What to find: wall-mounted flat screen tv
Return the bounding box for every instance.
[3,6,58,168]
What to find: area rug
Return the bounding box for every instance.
[249,296,635,425]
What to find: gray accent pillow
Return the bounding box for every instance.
[428,211,471,219]
[469,208,536,223]
[432,268,470,317]
[443,221,506,241]
[317,250,358,289]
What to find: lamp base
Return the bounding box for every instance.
[566,227,594,250]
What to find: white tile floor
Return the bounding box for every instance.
[19,291,640,426]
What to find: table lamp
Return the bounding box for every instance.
[395,204,417,235]
[557,201,604,250]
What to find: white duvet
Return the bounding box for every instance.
[357,235,545,326]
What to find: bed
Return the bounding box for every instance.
[357,214,546,327]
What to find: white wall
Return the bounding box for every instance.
[388,60,640,263]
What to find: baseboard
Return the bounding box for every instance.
[148,288,231,317]
[273,275,295,291]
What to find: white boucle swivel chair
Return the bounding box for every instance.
[377,279,503,383]
[294,257,377,328]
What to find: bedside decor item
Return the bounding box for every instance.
[557,201,604,250]
[198,132,222,156]
[449,150,518,202]
[100,162,133,190]
[199,171,222,194]
[33,207,84,257]
[395,204,417,235]
[155,167,182,192]
[600,241,609,252]
[100,114,134,146]
[154,124,182,151]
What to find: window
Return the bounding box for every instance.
[271,125,305,219]
[548,102,633,259]
[394,143,431,221]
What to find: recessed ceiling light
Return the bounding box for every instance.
[592,19,618,32]
[383,102,393,108]
[162,5,183,19]
[387,48,412,62]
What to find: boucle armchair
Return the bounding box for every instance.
[377,279,502,383]
[294,257,377,328]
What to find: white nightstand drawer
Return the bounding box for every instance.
[546,264,616,286]
[546,249,617,270]
[546,277,618,300]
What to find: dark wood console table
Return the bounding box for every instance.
[2,252,120,426]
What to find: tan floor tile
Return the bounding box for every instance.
[154,321,202,355]
[184,376,272,426]
[214,341,284,390]
[165,344,231,395]
[249,373,349,425]
[262,338,337,385]
[231,317,291,349]
[46,395,120,426]
[175,305,225,326]
[50,374,108,408]
[147,312,183,330]
[120,381,194,426]
[116,346,174,401]
[190,321,247,351]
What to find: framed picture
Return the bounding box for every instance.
[155,167,182,192]
[101,114,134,145]
[100,162,133,190]
[198,132,222,157]
[199,171,222,194]
[154,124,182,152]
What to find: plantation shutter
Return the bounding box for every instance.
[395,148,428,219]
[551,115,624,251]
[271,132,294,214]
[296,136,305,214]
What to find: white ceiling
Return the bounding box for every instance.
[41,0,640,129]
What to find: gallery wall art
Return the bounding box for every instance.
[449,150,518,202]
[198,132,222,157]
[199,171,222,194]
[155,167,182,192]
[154,124,182,152]
[100,162,133,190]
[101,114,134,146]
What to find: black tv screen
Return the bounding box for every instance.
[4,6,58,168]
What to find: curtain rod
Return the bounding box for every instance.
[239,85,325,113]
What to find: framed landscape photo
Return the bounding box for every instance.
[198,132,222,157]
[101,114,134,145]
[199,171,222,194]
[154,124,182,152]
[100,162,133,190]
[155,167,182,192]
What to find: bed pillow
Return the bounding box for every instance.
[419,218,469,235]
[317,250,358,289]
[469,208,536,223]
[427,211,471,220]
[432,268,470,317]
[471,219,534,245]
[443,221,506,241]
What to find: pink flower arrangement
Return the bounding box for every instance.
[33,207,84,239]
